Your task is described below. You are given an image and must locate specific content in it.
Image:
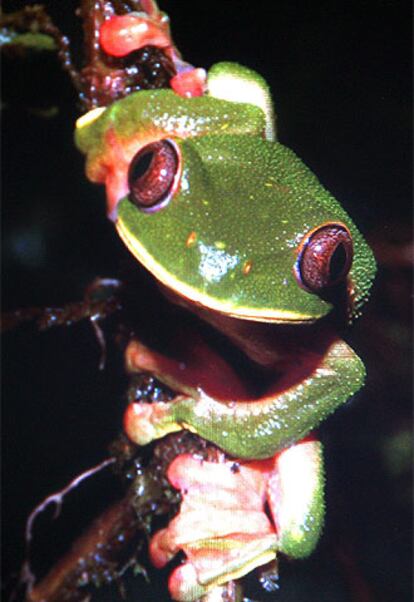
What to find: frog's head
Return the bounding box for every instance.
[76,63,376,324]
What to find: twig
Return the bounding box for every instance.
[25,457,116,545]
[22,457,116,594]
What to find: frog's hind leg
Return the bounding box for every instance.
[267,438,325,558]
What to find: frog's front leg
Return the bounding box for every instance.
[148,439,324,602]
[124,334,365,459]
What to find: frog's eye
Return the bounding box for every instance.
[295,223,353,292]
[128,139,180,212]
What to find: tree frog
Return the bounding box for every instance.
[75,60,375,593]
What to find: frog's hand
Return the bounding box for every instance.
[124,337,364,459]
[268,438,325,558]
[148,445,323,601]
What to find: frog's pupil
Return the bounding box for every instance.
[329,243,347,281]
[132,150,153,180]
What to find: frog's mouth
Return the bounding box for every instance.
[124,309,365,459]
[127,302,352,398]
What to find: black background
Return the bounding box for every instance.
[2,1,412,601]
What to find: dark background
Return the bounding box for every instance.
[2,1,412,600]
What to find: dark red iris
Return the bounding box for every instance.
[295,223,353,292]
[128,139,179,212]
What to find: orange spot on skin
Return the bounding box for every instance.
[186,231,197,248]
[243,260,253,275]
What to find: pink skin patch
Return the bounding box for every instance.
[99,129,130,222]
[125,335,249,401]
[148,439,318,600]
[89,128,176,221]
[150,455,273,566]
[149,454,275,599]
[170,69,207,98]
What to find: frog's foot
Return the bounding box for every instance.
[99,5,174,60]
[149,454,277,602]
[147,442,323,601]
[98,3,207,98]
[158,534,278,602]
[123,333,365,459]
[124,400,184,446]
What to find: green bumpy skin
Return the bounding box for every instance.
[76,63,375,322]
[207,61,276,140]
[116,133,375,322]
[270,440,325,558]
[75,87,265,182]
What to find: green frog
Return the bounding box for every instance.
[75,60,375,588]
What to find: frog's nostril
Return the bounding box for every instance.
[295,223,353,293]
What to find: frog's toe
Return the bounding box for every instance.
[168,563,208,602]
[124,400,183,445]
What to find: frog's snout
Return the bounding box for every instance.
[294,223,353,293]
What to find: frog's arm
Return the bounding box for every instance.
[124,337,364,460]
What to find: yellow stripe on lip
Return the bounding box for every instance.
[116,217,318,324]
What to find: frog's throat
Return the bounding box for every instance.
[116,217,316,324]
